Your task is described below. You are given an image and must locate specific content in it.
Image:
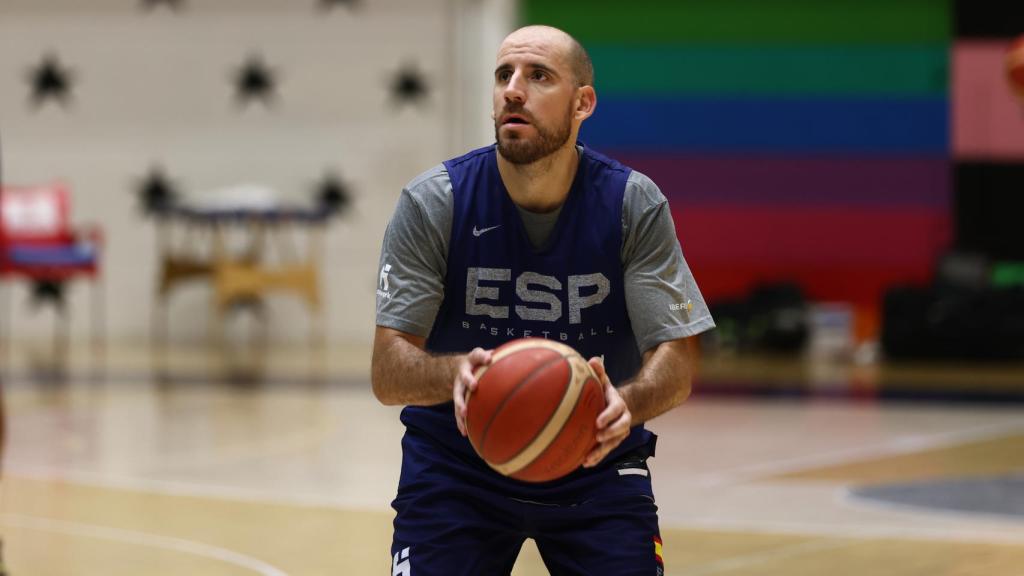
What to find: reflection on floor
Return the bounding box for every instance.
[0,341,1022,575]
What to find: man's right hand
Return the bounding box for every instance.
[453,347,493,436]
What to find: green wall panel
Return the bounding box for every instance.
[522,0,951,45]
[589,45,948,95]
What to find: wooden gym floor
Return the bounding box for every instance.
[0,341,1022,575]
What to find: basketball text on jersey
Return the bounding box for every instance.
[463,267,615,341]
[392,546,411,576]
[465,267,609,322]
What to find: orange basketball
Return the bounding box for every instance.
[1007,35,1024,100]
[466,338,606,483]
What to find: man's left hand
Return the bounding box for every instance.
[582,357,631,468]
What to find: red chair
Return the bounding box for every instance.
[0,183,103,347]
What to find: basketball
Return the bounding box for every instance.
[1007,35,1024,100]
[465,338,607,483]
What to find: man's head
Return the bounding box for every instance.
[493,25,596,165]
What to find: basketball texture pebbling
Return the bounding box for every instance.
[465,338,606,483]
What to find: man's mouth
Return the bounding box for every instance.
[502,114,529,125]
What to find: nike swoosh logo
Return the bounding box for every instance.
[472,225,501,237]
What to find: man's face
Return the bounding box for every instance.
[493,31,577,165]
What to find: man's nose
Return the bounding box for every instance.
[503,71,526,103]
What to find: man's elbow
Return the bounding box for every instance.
[670,373,692,408]
[371,327,429,406]
[370,343,402,405]
[664,337,696,409]
[371,365,402,406]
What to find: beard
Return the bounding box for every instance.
[494,103,573,165]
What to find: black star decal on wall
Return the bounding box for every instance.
[314,171,353,217]
[140,0,184,11]
[389,63,429,108]
[134,165,181,216]
[319,0,359,11]
[31,280,66,310]
[233,54,278,108]
[27,54,75,110]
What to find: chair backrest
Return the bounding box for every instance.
[0,183,72,245]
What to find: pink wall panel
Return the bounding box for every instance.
[674,207,951,267]
[953,40,1024,160]
[673,206,951,305]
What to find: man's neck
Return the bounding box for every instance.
[496,142,579,214]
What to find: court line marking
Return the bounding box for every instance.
[0,513,289,576]
[690,418,1024,486]
[8,466,1024,546]
[2,465,381,512]
[6,408,1024,547]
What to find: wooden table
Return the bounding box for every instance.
[152,206,329,344]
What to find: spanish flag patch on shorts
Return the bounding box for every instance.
[654,535,664,566]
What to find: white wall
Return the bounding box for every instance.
[0,0,515,346]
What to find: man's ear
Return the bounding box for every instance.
[574,86,596,122]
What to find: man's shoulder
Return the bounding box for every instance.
[406,163,449,191]
[578,145,667,209]
[624,169,667,210]
[444,144,496,170]
[581,144,632,176]
[404,163,453,209]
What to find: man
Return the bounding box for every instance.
[373,25,714,575]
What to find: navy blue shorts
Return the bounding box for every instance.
[390,430,663,576]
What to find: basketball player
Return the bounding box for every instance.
[373,25,714,575]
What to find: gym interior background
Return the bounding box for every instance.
[0,1,1021,574]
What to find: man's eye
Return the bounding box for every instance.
[531,71,547,80]
[497,71,511,82]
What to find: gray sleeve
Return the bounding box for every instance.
[622,170,715,353]
[375,165,453,337]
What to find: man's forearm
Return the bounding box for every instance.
[372,329,461,406]
[617,338,694,424]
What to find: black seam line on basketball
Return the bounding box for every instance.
[518,359,593,473]
[484,352,577,468]
[508,353,593,475]
[478,352,569,457]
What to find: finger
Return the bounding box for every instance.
[457,348,492,439]
[453,367,466,401]
[595,395,624,429]
[456,411,466,436]
[596,411,630,443]
[469,347,493,366]
[453,391,465,419]
[455,391,469,436]
[453,392,465,427]
[582,442,610,468]
[587,356,609,382]
[596,379,628,427]
[462,373,478,396]
[584,420,632,467]
[452,369,469,435]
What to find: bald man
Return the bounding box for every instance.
[373,25,714,575]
